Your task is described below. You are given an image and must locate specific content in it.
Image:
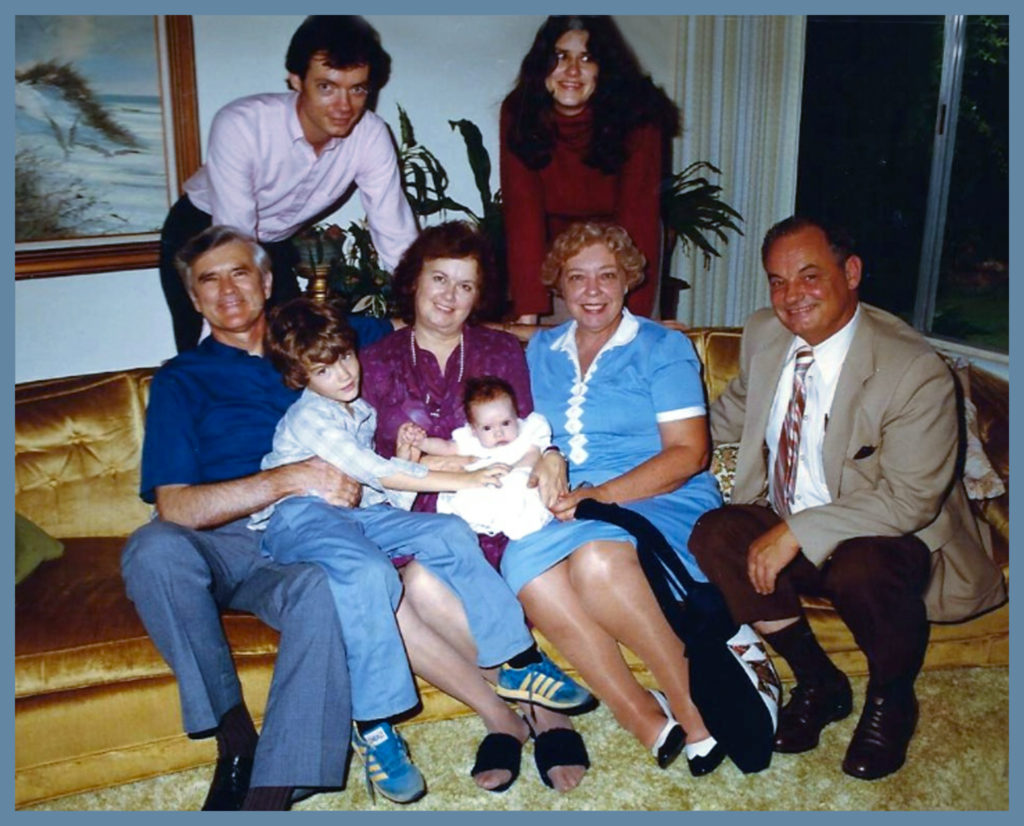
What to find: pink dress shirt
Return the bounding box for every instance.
[184,92,417,269]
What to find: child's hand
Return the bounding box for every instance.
[469,463,511,488]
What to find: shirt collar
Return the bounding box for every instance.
[199,335,263,360]
[550,308,640,366]
[785,303,862,386]
[303,387,373,423]
[287,91,341,154]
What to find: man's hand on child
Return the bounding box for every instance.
[297,457,362,508]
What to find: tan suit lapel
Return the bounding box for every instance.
[748,335,791,447]
[822,310,877,497]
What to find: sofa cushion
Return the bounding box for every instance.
[15,372,153,539]
[15,513,65,585]
[15,538,281,699]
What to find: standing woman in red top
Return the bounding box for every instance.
[500,16,679,323]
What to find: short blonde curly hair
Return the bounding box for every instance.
[540,222,647,295]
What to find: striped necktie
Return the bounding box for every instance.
[771,347,814,516]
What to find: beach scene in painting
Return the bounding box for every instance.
[15,16,170,243]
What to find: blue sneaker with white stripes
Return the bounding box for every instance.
[351,721,426,804]
[494,651,597,714]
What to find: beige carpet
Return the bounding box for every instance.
[25,667,1008,812]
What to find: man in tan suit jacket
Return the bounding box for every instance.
[690,215,1006,780]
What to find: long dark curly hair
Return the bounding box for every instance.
[503,15,679,174]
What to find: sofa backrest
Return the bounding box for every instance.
[11,333,746,541]
[682,327,743,403]
[15,369,155,539]
[13,327,1006,552]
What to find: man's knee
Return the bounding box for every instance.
[826,537,891,599]
[826,536,929,604]
[122,520,209,597]
[689,506,733,563]
[689,505,771,581]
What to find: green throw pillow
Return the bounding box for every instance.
[15,512,64,585]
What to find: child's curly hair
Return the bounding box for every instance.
[265,297,357,390]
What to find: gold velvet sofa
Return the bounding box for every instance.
[14,328,1009,808]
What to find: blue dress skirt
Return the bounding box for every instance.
[501,312,723,596]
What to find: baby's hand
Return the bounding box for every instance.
[471,463,511,488]
[397,421,427,446]
[395,422,426,462]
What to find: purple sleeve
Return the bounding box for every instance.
[360,332,406,459]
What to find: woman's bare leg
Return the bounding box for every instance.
[400,562,585,792]
[566,541,710,745]
[519,542,709,753]
[397,563,527,790]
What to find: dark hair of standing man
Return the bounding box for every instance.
[285,15,391,92]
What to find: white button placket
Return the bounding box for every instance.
[565,375,589,465]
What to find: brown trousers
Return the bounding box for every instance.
[689,505,931,689]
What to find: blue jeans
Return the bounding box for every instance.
[260,497,534,720]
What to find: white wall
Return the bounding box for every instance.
[14,14,680,383]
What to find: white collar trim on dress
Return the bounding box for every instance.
[549,308,641,371]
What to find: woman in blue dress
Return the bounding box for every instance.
[503,222,726,775]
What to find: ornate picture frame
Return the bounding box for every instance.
[15,15,200,279]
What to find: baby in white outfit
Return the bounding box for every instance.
[400,376,554,540]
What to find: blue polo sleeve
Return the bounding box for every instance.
[348,315,394,350]
[139,371,202,504]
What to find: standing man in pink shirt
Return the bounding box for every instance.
[160,16,417,352]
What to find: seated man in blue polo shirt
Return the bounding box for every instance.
[121,225,395,811]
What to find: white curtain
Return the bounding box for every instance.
[668,16,806,328]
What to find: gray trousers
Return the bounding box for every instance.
[122,518,350,788]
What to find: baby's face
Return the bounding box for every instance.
[469,396,519,448]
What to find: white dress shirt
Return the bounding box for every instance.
[766,306,862,514]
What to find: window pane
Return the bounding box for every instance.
[796,16,944,320]
[930,16,1009,351]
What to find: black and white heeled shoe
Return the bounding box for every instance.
[648,689,685,769]
[684,736,726,777]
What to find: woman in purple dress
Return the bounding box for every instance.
[362,221,589,794]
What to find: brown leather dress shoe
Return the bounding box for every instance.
[773,676,853,753]
[842,691,918,780]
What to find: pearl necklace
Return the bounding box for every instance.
[410,329,464,410]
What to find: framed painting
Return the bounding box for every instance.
[14,15,200,279]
